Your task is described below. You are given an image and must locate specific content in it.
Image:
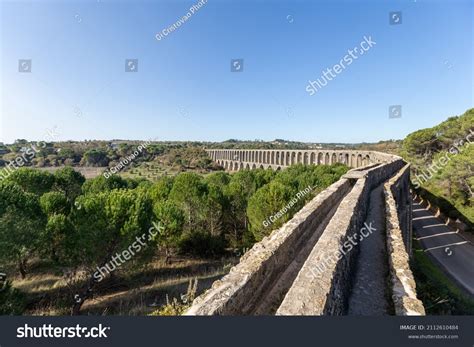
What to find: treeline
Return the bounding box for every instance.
[0,140,218,171]
[0,139,318,171]
[401,108,473,224]
[0,164,347,314]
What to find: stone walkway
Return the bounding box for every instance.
[347,184,390,315]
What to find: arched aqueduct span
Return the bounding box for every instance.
[207,149,395,171]
[185,149,426,316]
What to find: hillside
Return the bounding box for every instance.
[401,108,474,225]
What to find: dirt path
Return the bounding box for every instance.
[347,184,390,315]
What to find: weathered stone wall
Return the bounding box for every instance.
[413,194,473,234]
[276,160,405,315]
[185,178,353,315]
[389,164,413,254]
[384,165,426,315]
[185,151,424,316]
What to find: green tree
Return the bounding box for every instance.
[168,173,207,232]
[224,171,258,246]
[54,167,85,201]
[40,191,69,215]
[5,168,55,196]
[83,149,109,166]
[149,176,174,203]
[153,200,184,262]
[0,182,46,278]
[81,174,128,194]
[247,181,295,241]
[69,188,154,314]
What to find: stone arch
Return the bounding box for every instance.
[240,162,244,170]
[245,163,250,170]
[325,153,330,165]
[310,152,316,164]
[252,163,257,170]
[344,153,349,165]
[304,152,309,165]
[297,152,303,164]
[276,151,280,165]
[259,164,264,169]
[362,155,370,166]
[286,152,291,166]
[276,166,281,171]
[318,152,323,165]
[233,162,239,171]
[331,153,337,164]
[271,151,275,164]
[338,153,343,163]
[357,154,362,167]
[291,152,296,165]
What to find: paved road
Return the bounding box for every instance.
[412,199,474,297]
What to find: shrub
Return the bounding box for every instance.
[178,231,226,257]
[0,282,27,315]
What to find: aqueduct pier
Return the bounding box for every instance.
[185,149,425,316]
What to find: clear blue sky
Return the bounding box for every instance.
[1,0,472,144]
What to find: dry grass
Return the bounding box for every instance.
[13,274,66,294]
[7,256,237,316]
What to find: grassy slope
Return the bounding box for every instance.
[412,242,474,315]
[402,108,473,225]
[11,256,235,316]
[402,109,474,315]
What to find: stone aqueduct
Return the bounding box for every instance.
[185,149,426,316]
[207,149,392,171]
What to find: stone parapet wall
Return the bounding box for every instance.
[185,178,353,315]
[185,153,424,316]
[276,159,405,315]
[384,165,426,316]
